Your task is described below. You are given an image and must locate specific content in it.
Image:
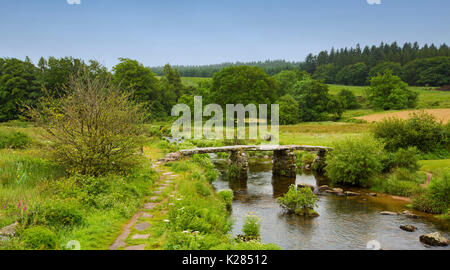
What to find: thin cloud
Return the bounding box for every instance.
[67,0,81,4]
[367,0,381,5]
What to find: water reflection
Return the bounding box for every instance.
[212,156,450,250]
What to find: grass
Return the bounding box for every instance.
[419,159,450,173]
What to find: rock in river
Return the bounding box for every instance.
[318,185,331,191]
[419,232,449,246]
[380,211,398,216]
[400,225,417,232]
[344,191,360,196]
[402,210,419,219]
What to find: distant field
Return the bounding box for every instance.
[328,84,450,108]
[180,77,211,86]
[355,108,450,124]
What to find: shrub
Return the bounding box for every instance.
[325,136,384,186]
[217,189,233,211]
[413,171,450,214]
[195,180,212,197]
[21,200,84,228]
[0,131,31,149]
[242,215,261,238]
[277,185,319,216]
[368,71,417,110]
[372,111,449,153]
[29,71,144,176]
[338,89,360,109]
[21,226,57,250]
[382,147,420,172]
[215,241,281,250]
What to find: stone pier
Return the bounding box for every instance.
[228,149,249,179]
[312,149,327,174]
[272,149,297,178]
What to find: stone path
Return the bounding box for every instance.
[109,162,178,250]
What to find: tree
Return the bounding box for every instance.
[277,94,299,125]
[368,72,418,110]
[29,71,144,176]
[335,63,368,85]
[292,78,338,121]
[0,58,41,121]
[277,185,319,216]
[112,58,161,118]
[210,66,278,106]
[368,61,403,79]
[273,70,302,96]
[313,64,338,84]
[337,89,360,109]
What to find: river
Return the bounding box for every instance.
[211,155,450,250]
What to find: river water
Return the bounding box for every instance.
[211,155,450,250]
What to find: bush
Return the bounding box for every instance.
[242,215,261,238]
[217,189,233,211]
[413,171,450,214]
[325,136,384,186]
[21,226,57,250]
[21,200,84,228]
[368,71,417,110]
[382,147,420,172]
[29,72,144,176]
[373,111,449,153]
[338,89,360,109]
[277,185,319,216]
[0,131,31,149]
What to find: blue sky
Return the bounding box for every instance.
[0,0,449,68]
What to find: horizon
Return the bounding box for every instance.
[1,0,450,68]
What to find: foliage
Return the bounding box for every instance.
[293,78,344,121]
[217,189,233,211]
[325,136,384,186]
[29,72,144,176]
[273,70,302,96]
[368,61,403,79]
[368,72,418,110]
[242,215,261,238]
[0,58,41,121]
[336,63,368,86]
[210,65,278,107]
[403,56,450,86]
[313,64,339,84]
[0,131,31,149]
[277,94,299,125]
[413,171,450,214]
[372,111,449,153]
[277,185,319,216]
[112,58,161,115]
[337,89,360,109]
[20,226,57,250]
[21,200,84,228]
[382,147,420,173]
[370,168,424,197]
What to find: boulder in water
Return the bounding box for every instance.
[380,211,398,216]
[297,183,315,192]
[345,191,360,196]
[400,225,417,232]
[419,232,449,246]
[402,210,419,219]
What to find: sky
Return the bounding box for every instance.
[0,0,449,68]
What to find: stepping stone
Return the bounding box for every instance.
[141,213,154,218]
[143,203,157,209]
[165,180,173,183]
[154,191,162,194]
[149,196,159,201]
[134,222,150,231]
[125,244,146,250]
[131,234,150,240]
[163,172,173,175]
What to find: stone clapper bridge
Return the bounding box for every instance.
[164,145,331,178]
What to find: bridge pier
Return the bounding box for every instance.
[228,149,248,179]
[312,149,327,174]
[273,149,297,178]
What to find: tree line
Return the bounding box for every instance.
[150,42,450,87]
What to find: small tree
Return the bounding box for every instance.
[368,72,418,110]
[277,185,319,217]
[277,94,299,125]
[242,215,261,239]
[29,72,144,176]
[326,136,384,186]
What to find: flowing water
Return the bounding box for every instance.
[211,155,450,250]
